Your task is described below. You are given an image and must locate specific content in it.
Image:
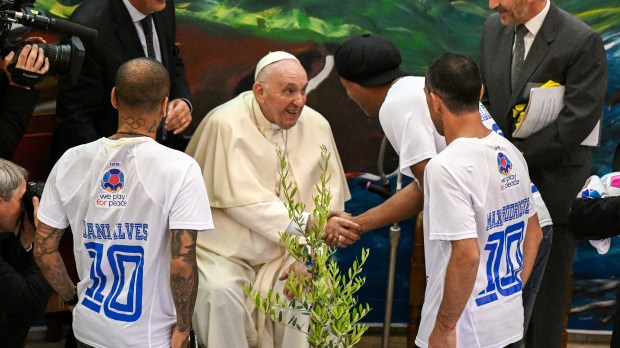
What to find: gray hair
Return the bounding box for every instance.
[0,159,28,200]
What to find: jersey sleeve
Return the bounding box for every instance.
[396,108,439,171]
[381,87,439,179]
[37,162,70,229]
[168,161,214,231]
[425,159,478,241]
[528,185,538,219]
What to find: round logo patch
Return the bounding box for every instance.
[101,168,125,192]
[497,152,512,176]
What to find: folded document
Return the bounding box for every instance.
[512,84,600,146]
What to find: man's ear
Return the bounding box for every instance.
[111,87,118,109]
[479,85,484,101]
[253,82,265,103]
[430,92,442,113]
[161,96,169,116]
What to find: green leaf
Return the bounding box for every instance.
[249,146,372,347]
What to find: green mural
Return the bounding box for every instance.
[28,0,620,332]
[42,0,620,74]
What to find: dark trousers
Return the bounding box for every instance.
[0,310,32,348]
[510,225,553,348]
[612,286,620,347]
[525,224,575,348]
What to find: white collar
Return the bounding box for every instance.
[250,95,281,135]
[122,0,149,23]
[523,0,550,37]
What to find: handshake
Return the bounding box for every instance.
[323,211,363,248]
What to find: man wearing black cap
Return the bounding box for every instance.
[328,34,435,243]
[328,35,440,345]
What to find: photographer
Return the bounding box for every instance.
[0,40,49,159]
[0,158,52,347]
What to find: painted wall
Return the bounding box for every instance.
[37,0,620,330]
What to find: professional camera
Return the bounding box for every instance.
[0,0,97,85]
[22,180,43,225]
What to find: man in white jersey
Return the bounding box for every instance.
[480,1,606,345]
[186,51,351,347]
[34,58,214,348]
[332,34,551,341]
[416,53,541,347]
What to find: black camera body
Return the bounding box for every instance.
[7,36,85,86]
[22,180,43,225]
[0,0,95,85]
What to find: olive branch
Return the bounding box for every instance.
[244,145,370,348]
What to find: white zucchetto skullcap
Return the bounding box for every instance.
[254,51,300,80]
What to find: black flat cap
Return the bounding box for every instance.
[334,34,408,87]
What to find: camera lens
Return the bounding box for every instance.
[39,43,71,73]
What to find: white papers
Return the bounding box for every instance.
[512,85,565,138]
[581,120,601,147]
[512,85,600,146]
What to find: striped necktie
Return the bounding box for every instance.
[511,24,528,92]
[140,14,156,58]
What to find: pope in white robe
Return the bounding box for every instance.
[186,52,350,348]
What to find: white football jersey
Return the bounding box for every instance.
[416,131,535,348]
[39,137,214,348]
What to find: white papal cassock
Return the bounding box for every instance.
[186,91,350,348]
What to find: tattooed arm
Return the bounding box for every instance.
[170,229,199,348]
[33,222,76,304]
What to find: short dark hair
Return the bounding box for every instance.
[115,58,170,112]
[425,53,481,114]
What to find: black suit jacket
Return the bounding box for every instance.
[0,73,38,159]
[570,197,620,239]
[52,0,191,162]
[569,143,620,239]
[479,3,607,223]
[0,233,52,347]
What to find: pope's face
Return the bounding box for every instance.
[0,179,25,233]
[129,0,167,14]
[255,60,308,130]
[489,0,531,26]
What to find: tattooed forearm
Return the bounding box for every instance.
[34,223,76,300]
[170,229,198,333]
[171,229,197,263]
[170,271,197,332]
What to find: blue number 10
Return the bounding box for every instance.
[81,242,145,322]
[475,221,524,307]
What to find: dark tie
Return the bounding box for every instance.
[140,15,156,58]
[511,24,528,92]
